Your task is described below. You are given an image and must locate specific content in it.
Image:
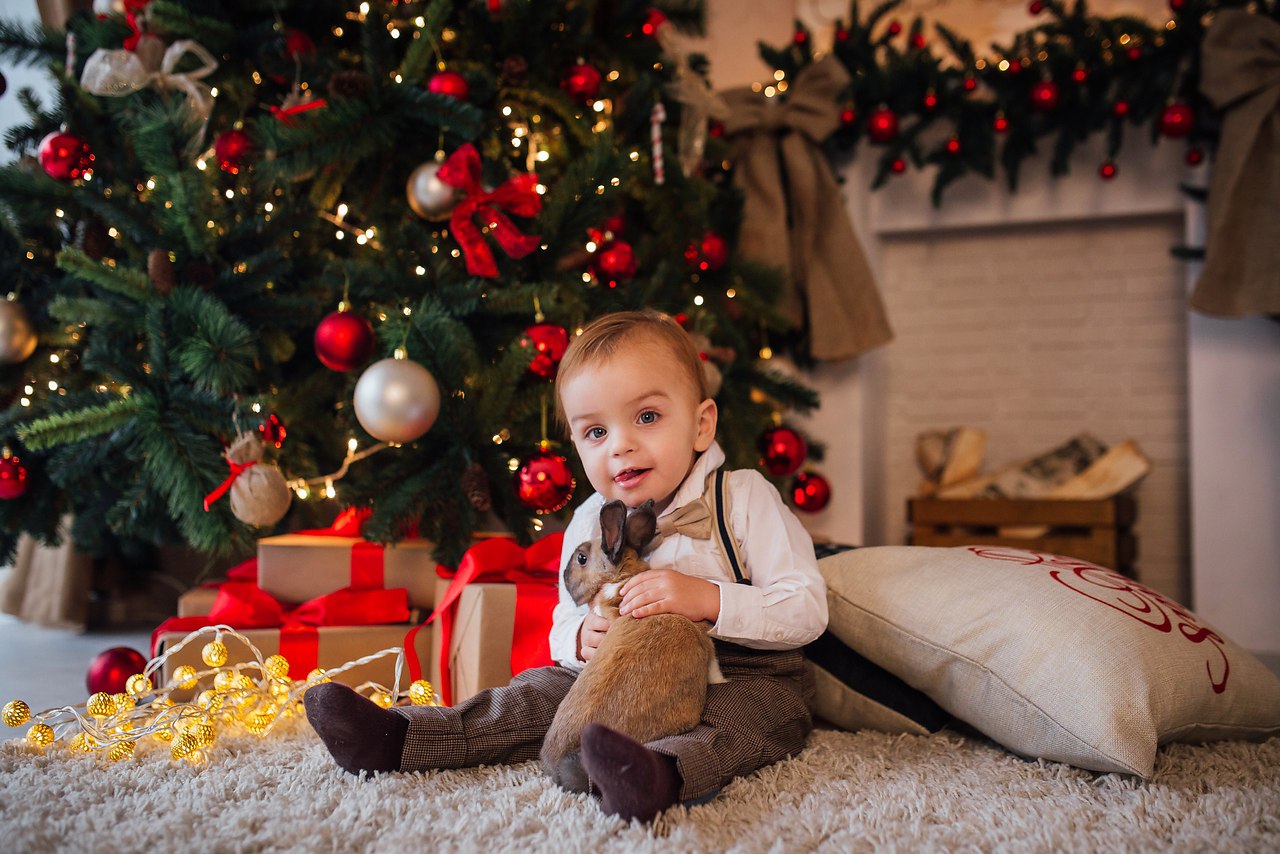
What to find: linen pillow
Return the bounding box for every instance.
[818,545,1280,778]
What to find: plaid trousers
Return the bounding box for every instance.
[395,641,814,800]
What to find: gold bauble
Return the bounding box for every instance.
[189,720,215,747]
[170,732,198,760]
[69,732,96,752]
[408,680,436,706]
[214,670,236,691]
[370,690,393,709]
[112,692,135,712]
[27,722,55,747]
[201,641,229,667]
[153,727,174,743]
[172,665,199,690]
[306,669,329,684]
[86,692,116,718]
[108,741,136,762]
[264,654,290,680]
[126,674,152,697]
[0,298,38,364]
[2,699,31,727]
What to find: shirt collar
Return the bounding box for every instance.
[658,441,724,521]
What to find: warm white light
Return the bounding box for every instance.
[325,480,336,499]
[264,202,273,212]
[296,486,309,500]
[54,208,64,218]
[348,438,358,453]
[196,159,207,171]
[337,203,349,218]
[502,106,512,117]
[535,184,546,194]
[415,265,426,275]
[48,380,58,391]
[336,230,345,240]
[251,402,262,413]
[629,151,639,161]
[536,151,549,162]
[225,189,235,199]
[585,241,598,253]
[693,295,705,306]
[146,179,156,190]
[49,354,59,363]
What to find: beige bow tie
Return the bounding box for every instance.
[656,498,713,540]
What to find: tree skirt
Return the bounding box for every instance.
[2,721,1277,851]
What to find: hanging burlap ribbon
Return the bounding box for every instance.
[1188,10,1280,318]
[722,57,892,360]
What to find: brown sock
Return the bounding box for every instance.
[579,723,681,822]
[303,682,408,775]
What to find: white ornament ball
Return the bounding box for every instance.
[0,299,38,364]
[406,161,456,220]
[353,357,441,444]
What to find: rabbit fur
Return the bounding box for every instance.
[539,499,725,793]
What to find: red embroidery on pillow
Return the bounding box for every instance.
[967,547,1229,693]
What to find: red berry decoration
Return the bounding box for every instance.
[1113,100,1131,118]
[86,647,148,696]
[758,426,807,477]
[1030,80,1060,112]
[1072,68,1088,84]
[1127,46,1142,61]
[866,107,899,144]
[0,455,28,499]
[790,471,831,513]
[561,62,602,104]
[887,21,902,36]
[1169,0,1186,11]
[963,76,977,92]
[1186,147,1204,166]
[314,310,376,371]
[1029,0,1045,13]
[1158,102,1195,138]
[836,28,850,42]
[910,33,926,50]
[993,113,1009,133]
[594,239,637,285]
[641,9,668,37]
[1099,161,1118,180]
[793,29,809,46]
[923,90,938,110]
[890,158,907,174]
[945,137,961,156]
[258,413,288,449]
[515,446,575,513]
[522,323,569,381]
[427,70,469,101]
[214,129,253,175]
[840,108,856,125]
[38,131,94,181]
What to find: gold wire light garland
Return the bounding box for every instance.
[1,624,437,763]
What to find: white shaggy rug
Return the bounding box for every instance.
[2,721,1278,852]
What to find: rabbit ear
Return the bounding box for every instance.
[599,500,628,564]
[624,500,657,553]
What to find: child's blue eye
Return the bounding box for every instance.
[638,411,658,424]
[586,427,606,440]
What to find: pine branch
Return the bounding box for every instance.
[18,396,142,451]
[168,287,259,395]
[57,247,152,300]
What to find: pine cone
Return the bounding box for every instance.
[75,219,111,261]
[327,69,373,101]
[147,248,177,294]
[461,463,492,511]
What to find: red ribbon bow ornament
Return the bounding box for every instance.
[436,143,543,278]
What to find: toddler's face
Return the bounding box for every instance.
[559,344,715,514]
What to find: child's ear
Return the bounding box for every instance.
[693,398,718,452]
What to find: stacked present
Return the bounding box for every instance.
[152,508,563,706]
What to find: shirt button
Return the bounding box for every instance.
[773,630,784,640]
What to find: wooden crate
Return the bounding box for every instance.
[907,495,1136,575]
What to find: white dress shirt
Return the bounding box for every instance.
[548,441,829,669]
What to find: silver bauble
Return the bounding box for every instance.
[0,299,38,364]
[406,161,457,220]
[353,357,442,444]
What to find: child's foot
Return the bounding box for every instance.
[580,723,681,822]
[304,682,408,775]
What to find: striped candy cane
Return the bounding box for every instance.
[650,101,666,186]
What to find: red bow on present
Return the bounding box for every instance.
[436,143,543,278]
[425,534,562,705]
[152,565,409,680]
[202,458,258,512]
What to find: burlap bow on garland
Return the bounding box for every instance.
[722,57,892,361]
[1189,9,1280,318]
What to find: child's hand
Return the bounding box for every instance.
[578,612,610,662]
[618,569,721,623]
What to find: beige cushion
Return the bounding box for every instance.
[820,545,1280,777]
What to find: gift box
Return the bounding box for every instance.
[257,533,437,608]
[155,622,432,701]
[430,579,519,705]
[177,586,219,617]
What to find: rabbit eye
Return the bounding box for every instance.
[576,550,588,566]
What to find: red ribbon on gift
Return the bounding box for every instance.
[270,98,328,125]
[426,534,562,705]
[152,578,409,680]
[202,458,258,512]
[436,143,543,278]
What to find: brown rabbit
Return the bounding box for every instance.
[540,499,724,793]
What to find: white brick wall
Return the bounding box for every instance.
[878,214,1189,600]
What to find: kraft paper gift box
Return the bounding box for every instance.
[177,586,219,617]
[155,622,433,701]
[429,578,518,706]
[257,534,437,608]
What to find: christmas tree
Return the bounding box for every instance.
[0,0,819,572]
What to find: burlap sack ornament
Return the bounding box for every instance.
[209,433,291,528]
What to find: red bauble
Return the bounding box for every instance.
[840,108,856,125]
[561,62,602,103]
[910,33,926,50]
[214,129,254,175]
[890,157,907,174]
[1099,161,1118,180]
[866,107,899,144]
[258,413,288,448]
[963,75,977,92]
[314,310,376,371]
[1169,0,1186,10]
[993,113,1009,133]
[945,137,961,156]
[38,131,94,181]
[522,323,569,381]
[887,21,903,36]
[86,646,148,696]
[922,91,938,110]
[0,456,28,499]
[790,471,831,513]
[284,28,316,60]
[1112,100,1131,118]
[594,239,637,284]
[1158,102,1195,138]
[685,232,729,272]
[1072,68,1088,84]
[758,426,807,477]
[514,447,575,513]
[1030,80,1060,112]
[428,71,470,101]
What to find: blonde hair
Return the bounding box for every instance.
[554,309,708,431]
